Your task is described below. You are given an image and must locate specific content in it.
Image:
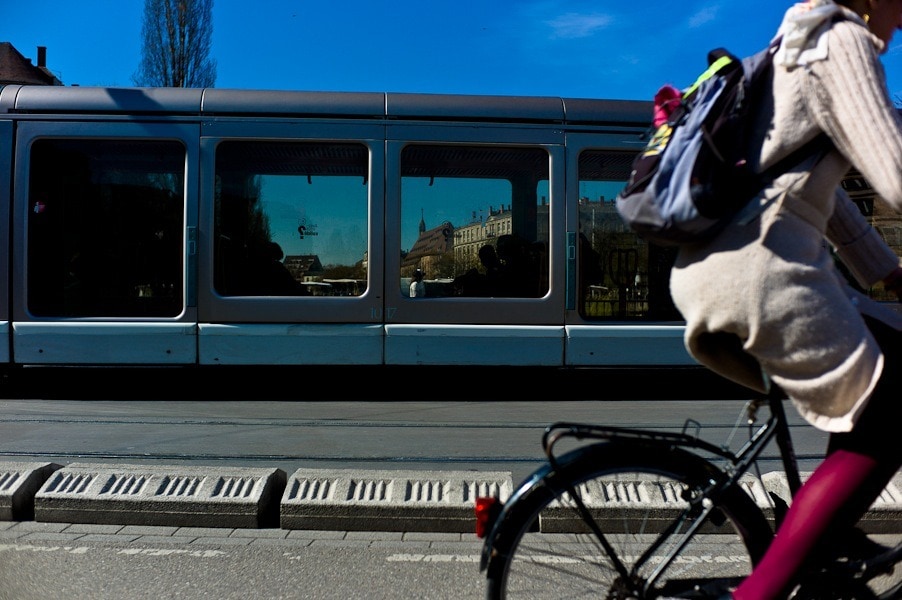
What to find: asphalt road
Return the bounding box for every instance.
[0,366,832,485]
[2,365,897,600]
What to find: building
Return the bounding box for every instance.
[0,43,63,86]
[402,210,455,278]
[452,205,513,273]
[283,254,325,283]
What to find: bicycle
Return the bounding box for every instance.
[477,388,902,599]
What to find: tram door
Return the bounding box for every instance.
[10,122,199,365]
[382,127,568,367]
[194,121,386,366]
[563,133,694,367]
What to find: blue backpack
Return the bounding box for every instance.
[615,38,824,246]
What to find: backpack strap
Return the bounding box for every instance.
[759,133,832,187]
[683,52,739,99]
[736,133,833,226]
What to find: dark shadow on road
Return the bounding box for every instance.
[0,364,753,402]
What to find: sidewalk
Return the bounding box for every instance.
[0,519,474,548]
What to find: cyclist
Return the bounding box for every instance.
[668,0,902,598]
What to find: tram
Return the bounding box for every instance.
[0,84,895,374]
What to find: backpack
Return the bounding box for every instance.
[615,37,824,246]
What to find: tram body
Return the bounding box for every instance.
[0,85,893,372]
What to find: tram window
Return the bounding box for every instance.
[400,144,549,298]
[577,149,681,321]
[27,139,185,318]
[213,141,369,297]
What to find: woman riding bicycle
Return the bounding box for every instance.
[669,0,902,598]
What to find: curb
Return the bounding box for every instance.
[1,461,900,533]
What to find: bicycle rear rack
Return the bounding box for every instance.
[542,420,739,463]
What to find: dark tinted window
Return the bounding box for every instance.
[27,139,185,317]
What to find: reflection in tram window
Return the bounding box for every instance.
[400,144,549,298]
[213,141,369,297]
[576,149,681,321]
[27,139,185,318]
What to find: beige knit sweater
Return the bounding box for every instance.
[670,8,902,432]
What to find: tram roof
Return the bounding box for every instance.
[0,84,652,126]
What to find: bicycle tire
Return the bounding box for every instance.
[483,441,774,599]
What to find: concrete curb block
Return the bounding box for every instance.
[280,468,513,533]
[539,472,902,534]
[33,463,287,528]
[1,462,900,533]
[759,471,902,534]
[0,461,62,520]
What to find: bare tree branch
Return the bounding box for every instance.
[133,0,216,88]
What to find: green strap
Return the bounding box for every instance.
[683,55,734,97]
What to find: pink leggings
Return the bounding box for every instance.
[733,450,894,599]
[735,317,901,600]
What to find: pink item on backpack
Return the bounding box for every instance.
[653,84,682,127]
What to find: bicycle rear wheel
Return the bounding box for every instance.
[483,442,774,599]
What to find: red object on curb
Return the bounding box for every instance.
[475,496,500,538]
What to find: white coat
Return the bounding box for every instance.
[670,5,902,432]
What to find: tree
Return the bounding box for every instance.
[133,0,216,88]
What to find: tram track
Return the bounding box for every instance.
[0,414,792,429]
[0,449,548,464]
[0,450,822,480]
[0,398,831,486]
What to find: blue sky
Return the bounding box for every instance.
[6,1,902,102]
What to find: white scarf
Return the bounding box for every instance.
[773,0,844,67]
